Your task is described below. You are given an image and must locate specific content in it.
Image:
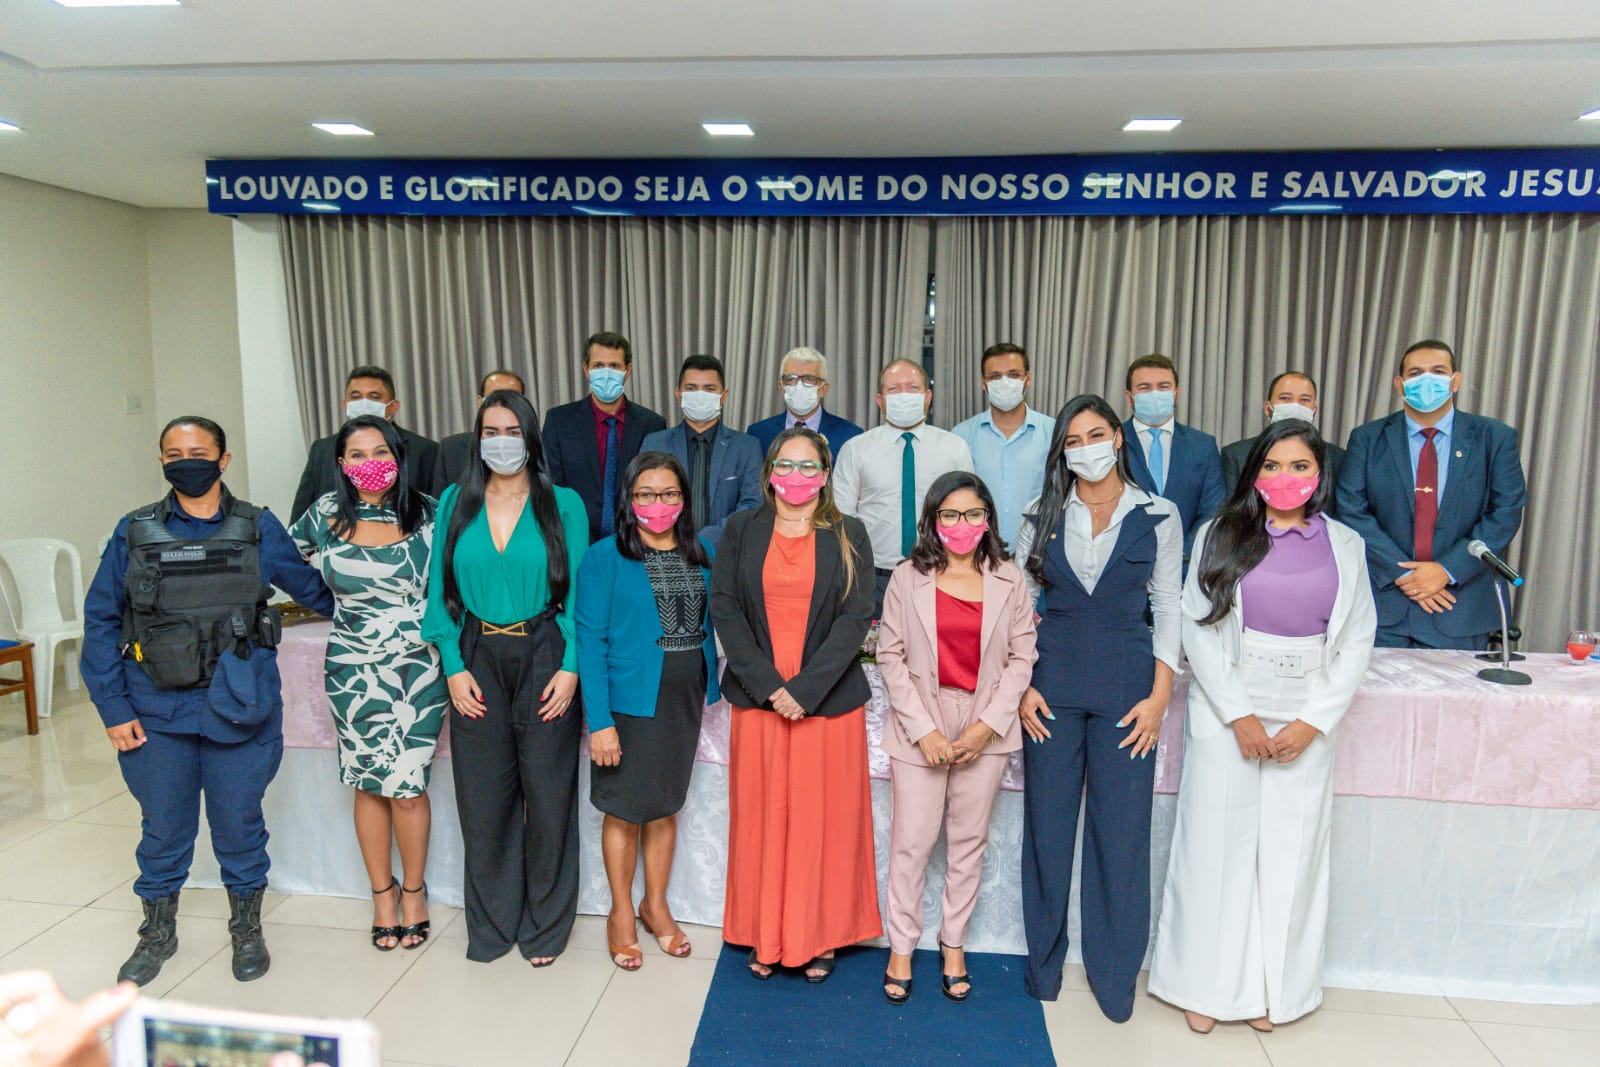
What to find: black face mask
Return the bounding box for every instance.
[163,458,223,498]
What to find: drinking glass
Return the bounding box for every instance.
[1566,630,1596,663]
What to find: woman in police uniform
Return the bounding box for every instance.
[81,416,334,987]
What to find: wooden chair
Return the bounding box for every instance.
[0,639,39,736]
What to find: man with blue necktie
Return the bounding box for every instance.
[543,331,668,542]
[1121,353,1225,559]
[1337,340,1526,649]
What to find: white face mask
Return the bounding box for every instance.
[680,391,723,424]
[479,435,527,475]
[1065,440,1118,482]
[985,377,1026,413]
[345,398,389,420]
[783,381,821,418]
[884,392,927,428]
[1269,402,1317,424]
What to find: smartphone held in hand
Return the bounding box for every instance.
[112,997,378,1067]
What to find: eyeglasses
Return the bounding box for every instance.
[631,489,683,505]
[771,459,824,477]
[779,374,825,388]
[936,507,990,527]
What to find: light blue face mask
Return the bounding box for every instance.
[589,367,626,403]
[1402,372,1453,414]
[1132,389,1175,424]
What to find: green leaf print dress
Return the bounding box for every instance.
[290,494,450,798]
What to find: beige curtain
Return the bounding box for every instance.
[279,214,930,442]
[932,213,1600,651]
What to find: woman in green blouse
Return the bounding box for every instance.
[422,390,589,967]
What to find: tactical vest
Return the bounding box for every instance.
[120,491,280,690]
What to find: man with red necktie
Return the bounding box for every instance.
[1337,340,1526,649]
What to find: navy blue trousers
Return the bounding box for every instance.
[1021,700,1156,1020]
[118,727,283,900]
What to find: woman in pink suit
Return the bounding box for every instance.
[876,470,1038,1004]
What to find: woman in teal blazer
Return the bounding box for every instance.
[576,451,719,973]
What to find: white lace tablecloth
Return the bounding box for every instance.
[236,623,1599,1003]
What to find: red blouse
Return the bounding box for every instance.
[935,588,984,692]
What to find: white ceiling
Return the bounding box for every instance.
[2,0,1599,208]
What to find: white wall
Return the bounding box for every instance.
[145,208,250,498]
[0,177,262,605]
[0,174,161,572]
[231,216,305,519]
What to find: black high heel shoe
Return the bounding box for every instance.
[399,882,430,949]
[884,972,913,1005]
[747,949,772,981]
[939,941,971,1002]
[370,878,401,951]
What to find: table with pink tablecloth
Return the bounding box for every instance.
[254,623,1598,1003]
[278,625,1598,811]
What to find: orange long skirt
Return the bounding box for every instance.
[722,529,882,967]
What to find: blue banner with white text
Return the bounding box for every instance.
[206,149,1600,218]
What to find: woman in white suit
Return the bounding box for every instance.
[876,471,1037,1005]
[1149,419,1376,1033]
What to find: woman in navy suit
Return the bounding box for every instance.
[575,452,718,972]
[1014,394,1184,1020]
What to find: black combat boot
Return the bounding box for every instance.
[227,888,271,982]
[118,893,180,986]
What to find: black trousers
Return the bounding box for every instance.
[452,614,580,962]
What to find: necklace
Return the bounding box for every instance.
[487,486,529,499]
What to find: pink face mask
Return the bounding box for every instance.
[343,458,398,493]
[937,521,989,556]
[633,501,683,533]
[770,471,824,506]
[1254,471,1318,511]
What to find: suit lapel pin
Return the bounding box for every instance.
[1455,450,1463,458]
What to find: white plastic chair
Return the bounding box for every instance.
[0,538,85,719]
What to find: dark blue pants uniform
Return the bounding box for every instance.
[1021,510,1161,1020]
[119,725,284,900]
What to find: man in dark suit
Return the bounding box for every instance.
[1221,370,1346,514]
[432,368,529,490]
[1121,353,1226,557]
[542,331,667,542]
[641,354,764,549]
[289,365,439,522]
[747,346,864,460]
[1337,340,1526,649]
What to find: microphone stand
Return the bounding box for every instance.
[1475,581,1526,662]
[1476,577,1532,686]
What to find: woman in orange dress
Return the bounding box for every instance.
[710,427,880,982]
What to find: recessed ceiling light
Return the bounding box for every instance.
[312,122,374,137]
[1123,118,1182,132]
[1580,107,1600,122]
[52,1,180,7]
[0,121,20,132]
[703,122,754,137]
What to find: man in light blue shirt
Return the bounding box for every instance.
[952,342,1056,547]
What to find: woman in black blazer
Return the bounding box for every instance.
[711,427,880,984]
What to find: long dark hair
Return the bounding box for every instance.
[1023,394,1136,589]
[330,415,431,538]
[760,427,859,599]
[1195,418,1331,626]
[909,471,1011,574]
[441,389,568,622]
[613,451,710,568]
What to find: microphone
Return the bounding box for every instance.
[1468,540,1524,587]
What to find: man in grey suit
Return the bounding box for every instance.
[1221,370,1345,513]
[641,354,764,549]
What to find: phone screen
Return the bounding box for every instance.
[143,1018,342,1066]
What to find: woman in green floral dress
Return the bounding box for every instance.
[289,416,448,951]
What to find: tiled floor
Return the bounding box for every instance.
[3,683,1597,1066]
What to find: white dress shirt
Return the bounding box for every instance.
[1133,416,1174,488]
[1015,484,1183,674]
[832,421,975,568]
